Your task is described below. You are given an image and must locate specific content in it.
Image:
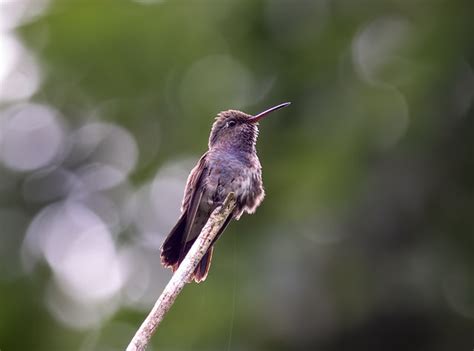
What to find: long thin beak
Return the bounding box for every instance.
[248,102,291,123]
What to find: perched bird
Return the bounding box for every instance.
[160,102,290,282]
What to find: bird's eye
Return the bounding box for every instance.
[226,120,236,128]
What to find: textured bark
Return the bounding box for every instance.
[126,193,236,351]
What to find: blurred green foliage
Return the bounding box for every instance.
[1,0,473,350]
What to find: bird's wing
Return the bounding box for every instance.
[178,152,209,258]
[181,152,208,214]
[160,152,208,269]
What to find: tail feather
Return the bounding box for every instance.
[193,247,213,283]
[160,212,187,271]
[160,210,234,282]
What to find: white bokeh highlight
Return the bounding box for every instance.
[0,33,41,101]
[0,0,48,103]
[69,122,138,192]
[352,16,412,86]
[15,115,180,329]
[24,200,125,303]
[0,103,66,172]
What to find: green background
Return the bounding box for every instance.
[0,0,473,350]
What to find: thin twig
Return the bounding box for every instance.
[126,193,236,351]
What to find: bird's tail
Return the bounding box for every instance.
[194,246,213,282]
[160,211,233,283]
[160,212,215,283]
[160,212,187,271]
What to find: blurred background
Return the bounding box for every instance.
[1,0,473,350]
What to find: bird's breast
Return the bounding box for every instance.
[205,150,264,216]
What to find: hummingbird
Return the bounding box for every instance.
[160,102,291,282]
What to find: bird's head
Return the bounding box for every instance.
[208,102,290,151]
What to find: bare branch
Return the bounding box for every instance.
[126,193,236,351]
